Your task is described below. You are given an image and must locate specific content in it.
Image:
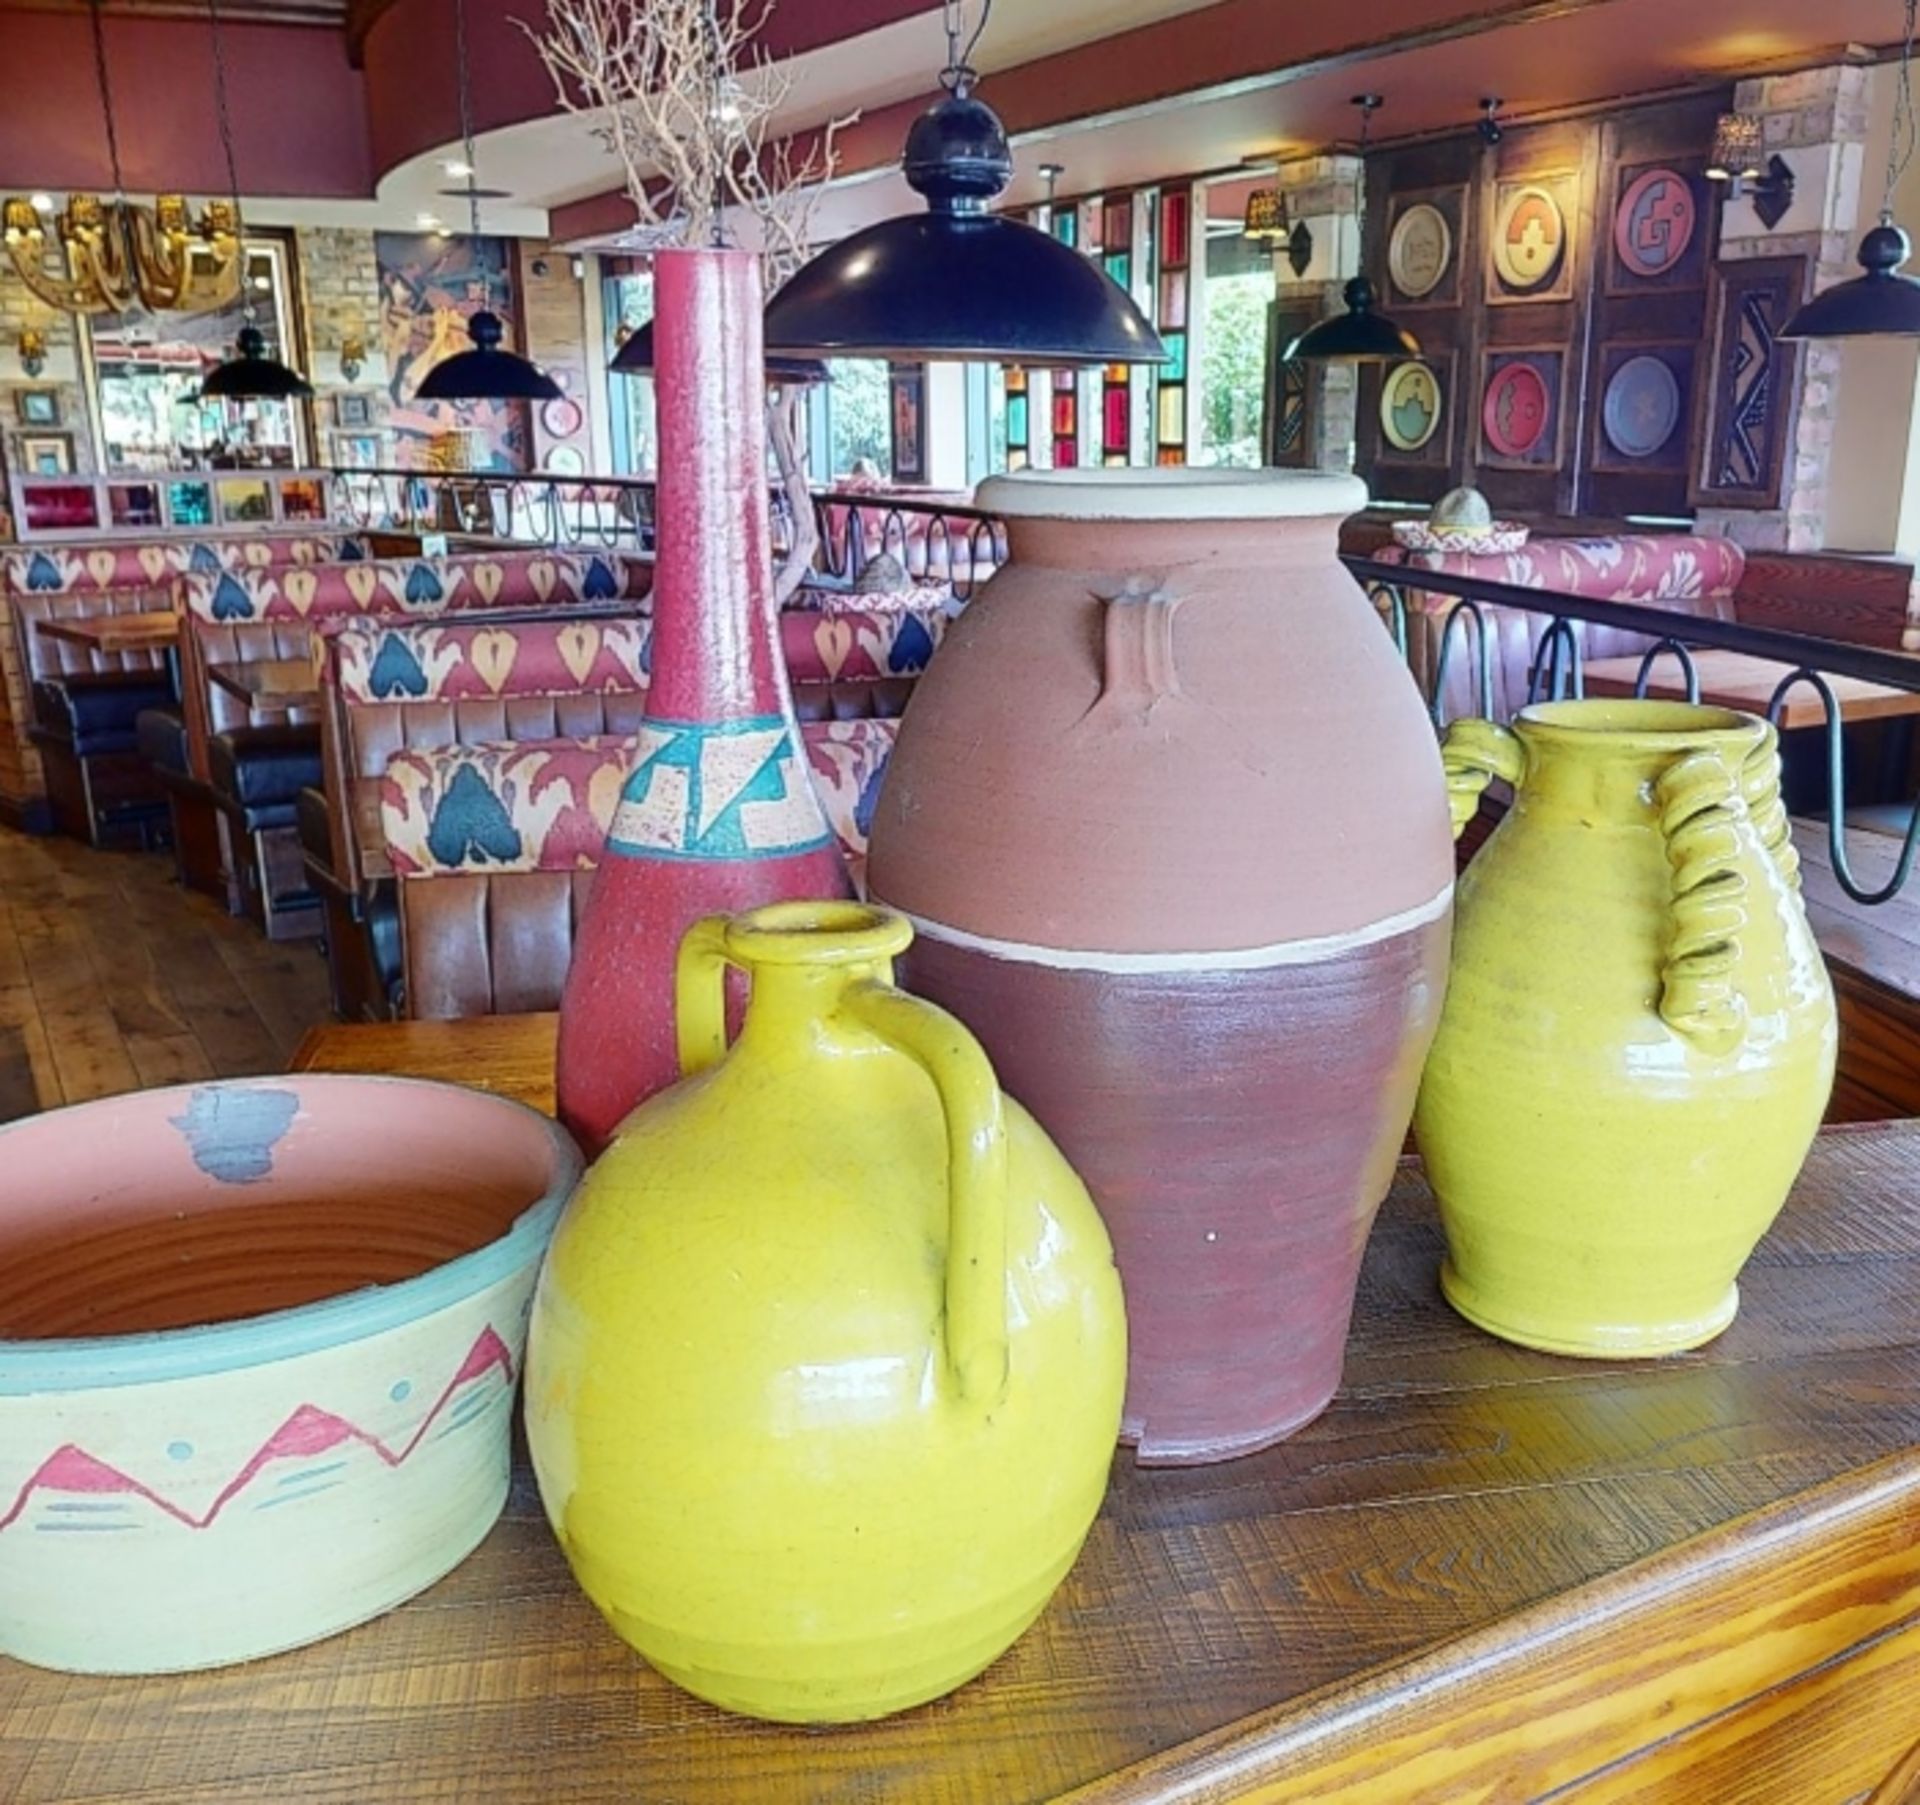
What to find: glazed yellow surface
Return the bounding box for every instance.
[525,903,1127,1723]
[1417,703,1837,1357]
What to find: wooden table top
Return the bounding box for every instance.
[32,611,179,656]
[12,1022,1920,1803]
[1583,648,1920,730]
[206,657,323,713]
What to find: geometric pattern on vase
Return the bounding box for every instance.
[380,720,895,881]
[606,715,835,864]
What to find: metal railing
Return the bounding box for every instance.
[323,467,1008,599]
[1348,555,1920,908]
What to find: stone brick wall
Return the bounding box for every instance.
[0,248,99,484]
[295,226,394,466]
[1700,65,1873,553]
[1271,154,1363,474]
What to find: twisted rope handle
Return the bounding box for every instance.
[1439,717,1526,842]
[1740,722,1800,892]
[1656,750,1751,1056]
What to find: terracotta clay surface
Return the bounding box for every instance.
[868,469,1454,1462]
[556,248,848,1154]
[0,1078,554,1339]
[0,1075,579,1675]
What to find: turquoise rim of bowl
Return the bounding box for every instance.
[0,1075,583,1396]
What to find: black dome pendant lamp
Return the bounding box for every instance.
[1782,0,1920,341]
[198,0,313,401]
[1283,96,1421,364]
[415,0,560,402]
[763,0,1164,366]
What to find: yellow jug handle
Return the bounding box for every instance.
[1439,717,1525,841]
[1655,749,1750,1057]
[1740,722,1801,892]
[843,983,1012,1407]
[675,914,734,1077]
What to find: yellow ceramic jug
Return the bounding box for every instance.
[524,901,1127,1724]
[1415,701,1836,1356]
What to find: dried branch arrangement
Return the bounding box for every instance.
[522,0,848,275]
[523,0,854,600]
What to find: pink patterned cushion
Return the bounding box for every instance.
[1377,533,1746,604]
[3,535,359,598]
[334,617,649,703]
[381,718,896,886]
[178,550,651,625]
[780,606,946,683]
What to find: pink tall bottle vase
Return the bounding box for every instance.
[557,248,849,1153]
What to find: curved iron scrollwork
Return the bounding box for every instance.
[1343,552,1920,909]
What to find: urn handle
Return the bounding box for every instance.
[842,984,1012,1407]
[1094,582,1183,713]
[1438,718,1526,841]
[1655,750,1751,1057]
[673,910,1012,1407]
[1740,723,1801,892]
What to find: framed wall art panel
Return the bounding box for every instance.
[1691,253,1811,511]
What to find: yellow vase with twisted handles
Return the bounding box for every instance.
[1415,701,1836,1356]
[524,901,1126,1724]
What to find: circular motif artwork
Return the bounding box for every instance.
[1493,184,1567,291]
[1482,361,1553,461]
[543,444,587,476]
[1381,361,1443,452]
[1602,355,1683,460]
[1389,204,1453,300]
[541,394,585,439]
[1614,168,1698,279]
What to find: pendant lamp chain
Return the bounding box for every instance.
[452,0,483,240]
[206,0,256,326]
[939,0,992,92]
[1884,0,1919,228]
[87,0,128,202]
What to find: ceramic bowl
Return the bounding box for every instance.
[0,1075,580,1674]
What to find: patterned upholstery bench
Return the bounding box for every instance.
[0,533,365,835]
[173,550,651,943]
[377,721,895,1019]
[1374,534,1747,723]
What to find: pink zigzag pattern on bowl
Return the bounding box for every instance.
[0,1324,513,1536]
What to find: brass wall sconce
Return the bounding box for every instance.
[339,334,367,383]
[18,328,46,378]
[1708,114,1797,230]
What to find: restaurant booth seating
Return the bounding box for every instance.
[1375,533,1747,721]
[0,534,363,842]
[321,601,944,1018]
[175,548,652,942]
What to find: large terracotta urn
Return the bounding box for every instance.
[557,247,849,1153]
[866,468,1454,1464]
[1417,703,1837,1355]
[527,902,1126,1723]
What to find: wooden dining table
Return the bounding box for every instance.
[206,656,323,715]
[32,610,180,659]
[10,1015,1920,1804]
[1582,647,1920,731]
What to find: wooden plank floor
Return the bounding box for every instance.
[0,826,333,1123]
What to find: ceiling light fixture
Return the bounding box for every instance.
[198,0,312,400]
[1283,95,1421,362]
[1783,0,1920,339]
[763,0,1164,365]
[3,0,238,316]
[415,0,561,401]
[442,158,474,179]
[1243,187,1291,246]
[1478,97,1505,147]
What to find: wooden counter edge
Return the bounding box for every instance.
[1059,1445,1920,1805]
